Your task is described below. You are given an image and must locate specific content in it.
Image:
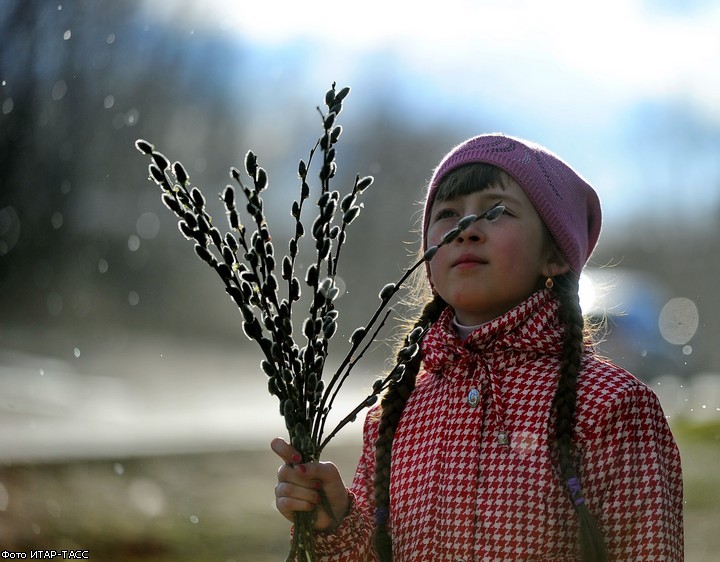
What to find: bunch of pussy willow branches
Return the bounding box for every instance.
[135,83,503,562]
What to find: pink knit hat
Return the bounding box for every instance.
[423,133,602,273]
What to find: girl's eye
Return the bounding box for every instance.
[434,208,457,220]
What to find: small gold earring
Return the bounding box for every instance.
[545,277,554,290]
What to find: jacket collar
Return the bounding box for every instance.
[422,289,564,378]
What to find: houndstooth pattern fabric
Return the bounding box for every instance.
[314,290,683,561]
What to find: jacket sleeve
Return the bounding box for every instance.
[582,380,684,561]
[313,410,381,561]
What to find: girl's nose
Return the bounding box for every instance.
[456,220,485,243]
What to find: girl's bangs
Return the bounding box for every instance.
[433,163,511,203]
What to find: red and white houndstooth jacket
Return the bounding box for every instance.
[314,289,683,561]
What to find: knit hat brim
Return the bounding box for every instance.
[423,134,601,274]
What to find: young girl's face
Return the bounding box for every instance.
[426,176,566,326]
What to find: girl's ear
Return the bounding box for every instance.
[541,245,571,279]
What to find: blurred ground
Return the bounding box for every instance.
[0,431,718,561]
[0,329,372,462]
[0,332,718,560]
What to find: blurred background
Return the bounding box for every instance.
[1,0,718,560]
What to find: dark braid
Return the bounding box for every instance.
[553,273,608,562]
[373,294,447,562]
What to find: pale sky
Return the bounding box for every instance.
[142,0,720,230]
[148,0,720,123]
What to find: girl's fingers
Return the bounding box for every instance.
[270,437,302,465]
[275,481,321,511]
[271,438,351,530]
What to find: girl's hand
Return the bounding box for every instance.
[271,437,351,532]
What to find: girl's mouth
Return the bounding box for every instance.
[452,253,488,268]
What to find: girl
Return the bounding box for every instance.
[272,133,683,561]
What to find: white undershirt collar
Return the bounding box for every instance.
[452,315,486,340]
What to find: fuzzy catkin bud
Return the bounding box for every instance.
[312,215,325,240]
[225,286,244,306]
[423,246,438,261]
[222,185,236,209]
[303,318,315,339]
[281,256,293,280]
[289,278,301,301]
[149,164,165,184]
[324,88,335,107]
[135,139,154,154]
[326,148,336,164]
[216,263,232,280]
[151,151,170,171]
[161,193,181,215]
[194,244,214,265]
[319,278,333,297]
[318,192,331,208]
[379,283,396,301]
[261,360,276,377]
[335,86,350,102]
[268,377,279,397]
[196,215,210,235]
[398,343,419,361]
[356,175,373,191]
[324,112,336,131]
[408,326,425,344]
[306,264,319,287]
[209,227,223,248]
[341,193,356,213]
[229,209,241,230]
[265,274,278,294]
[318,239,331,260]
[243,319,262,340]
[245,151,258,177]
[323,320,337,339]
[457,214,478,230]
[255,167,268,190]
[350,327,366,345]
[178,220,194,240]
[343,206,360,225]
[173,161,189,185]
[224,232,238,252]
[330,125,342,143]
[441,227,460,245]
[222,246,235,267]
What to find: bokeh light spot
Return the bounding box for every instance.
[127,234,140,251]
[658,297,699,345]
[136,212,160,240]
[51,80,67,101]
[51,211,64,229]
